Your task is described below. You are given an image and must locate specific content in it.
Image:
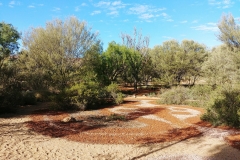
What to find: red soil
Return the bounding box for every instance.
[26,98,240,148]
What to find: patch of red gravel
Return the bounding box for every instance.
[26,99,240,147]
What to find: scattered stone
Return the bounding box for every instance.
[61,116,76,123]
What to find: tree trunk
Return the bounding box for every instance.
[134,79,137,92]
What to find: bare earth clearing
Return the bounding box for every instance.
[1,96,240,160]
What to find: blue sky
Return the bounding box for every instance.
[1,0,240,50]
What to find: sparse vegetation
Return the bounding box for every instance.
[1,13,240,128]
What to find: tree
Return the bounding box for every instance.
[150,40,207,86]
[181,40,207,85]
[0,22,20,85]
[19,16,100,90]
[121,28,150,91]
[100,41,126,85]
[217,13,240,50]
[150,40,184,85]
[202,45,240,86]
[0,22,22,111]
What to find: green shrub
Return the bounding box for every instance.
[106,83,123,105]
[0,82,23,113]
[115,92,124,105]
[186,85,213,107]
[201,88,240,127]
[158,86,190,105]
[34,90,53,102]
[106,113,126,121]
[52,91,76,111]
[66,81,107,110]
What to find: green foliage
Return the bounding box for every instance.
[51,91,77,111]
[100,41,126,84]
[186,85,213,107]
[202,45,240,86]
[0,22,20,58]
[115,93,124,105]
[66,80,106,110]
[201,88,240,127]
[0,82,23,113]
[158,86,190,105]
[106,83,124,105]
[34,90,53,102]
[121,28,150,91]
[150,40,207,86]
[217,13,240,50]
[0,22,21,113]
[19,16,100,91]
[106,113,126,121]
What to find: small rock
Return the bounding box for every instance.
[62,116,76,123]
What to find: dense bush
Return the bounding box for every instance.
[49,91,78,111]
[186,85,213,107]
[0,83,23,113]
[158,86,190,105]
[201,88,240,127]
[106,83,123,105]
[59,81,107,110]
[52,82,125,111]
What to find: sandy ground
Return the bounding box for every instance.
[1,97,240,160]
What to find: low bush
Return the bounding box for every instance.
[0,82,23,113]
[106,113,126,121]
[60,81,108,110]
[186,85,213,107]
[106,83,123,105]
[201,88,240,127]
[158,86,190,105]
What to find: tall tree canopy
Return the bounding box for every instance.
[100,41,126,85]
[150,40,207,85]
[217,13,240,50]
[121,28,150,91]
[202,45,240,86]
[0,22,20,56]
[0,22,20,85]
[19,16,100,90]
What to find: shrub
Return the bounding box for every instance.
[106,113,126,121]
[201,88,240,127]
[52,91,76,111]
[106,83,123,105]
[34,90,53,102]
[115,93,124,105]
[186,85,213,107]
[65,81,107,110]
[0,82,23,113]
[158,86,190,105]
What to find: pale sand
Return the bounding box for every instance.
[1,100,240,160]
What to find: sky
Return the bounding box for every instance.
[1,0,240,51]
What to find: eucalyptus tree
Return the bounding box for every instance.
[217,13,240,50]
[202,45,240,86]
[121,28,150,91]
[0,22,21,110]
[150,40,207,86]
[19,16,100,90]
[0,22,20,85]
[181,40,207,85]
[100,41,126,85]
[150,40,184,85]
